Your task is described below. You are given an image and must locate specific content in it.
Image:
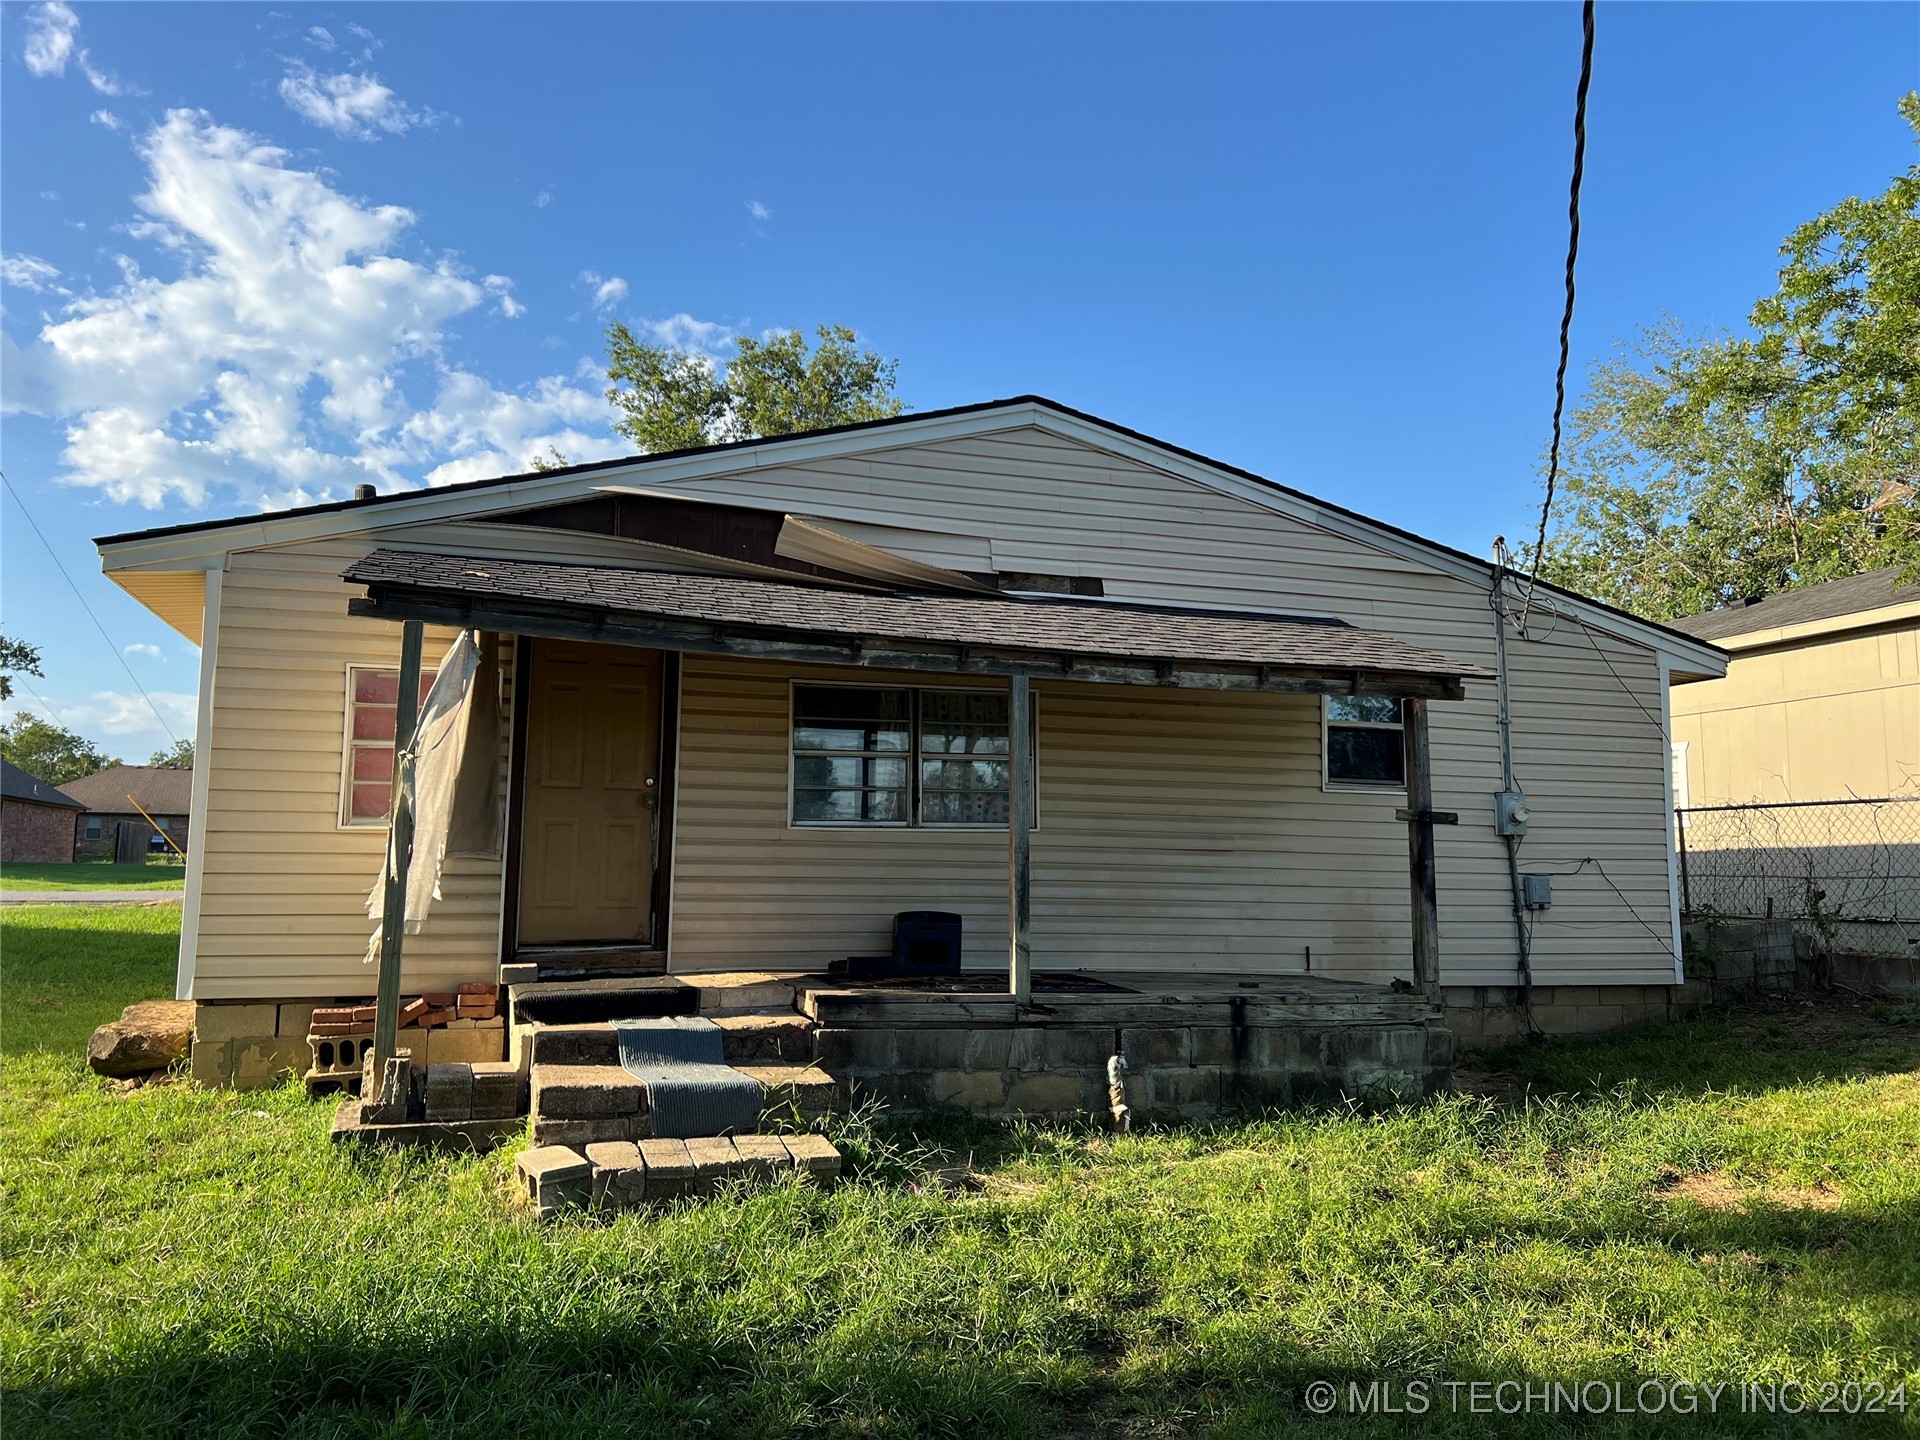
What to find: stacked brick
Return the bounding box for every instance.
[514,1133,842,1217]
[304,985,507,1092]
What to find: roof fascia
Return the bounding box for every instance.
[1707,598,1920,653]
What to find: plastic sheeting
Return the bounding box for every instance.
[365,630,496,959]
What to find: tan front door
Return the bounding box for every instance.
[517,640,662,945]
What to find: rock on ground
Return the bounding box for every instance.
[87,1000,195,1077]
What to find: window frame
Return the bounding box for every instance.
[786,679,1037,830]
[1320,693,1408,794]
[83,816,103,839]
[337,661,436,830]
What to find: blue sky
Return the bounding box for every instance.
[2,1,1914,762]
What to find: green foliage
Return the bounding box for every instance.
[0,630,43,703]
[1539,93,1920,621]
[147,738,194,770]
[0,716,110,786]
[605,322,903,453]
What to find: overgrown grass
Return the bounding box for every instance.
[4,906,1917,1437]
[1,858,186,891]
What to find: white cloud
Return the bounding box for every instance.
[1,253,65,293]
[305,25,336,50]
[643,312,736,356]
[482,274,525,318]
[90,107,122,130]
[6,688,197,741]
[278,63,435,140]
[21,2,77,78]
[78,50,125,95]
[123,642,164,660]
[747,200,770,222]
[579,270,628,312]
[534,189,552,208]
[40,190,60,201]
[3,109,618,510]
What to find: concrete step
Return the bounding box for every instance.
[528,1013,815,1068]
[528,1059,846,1148]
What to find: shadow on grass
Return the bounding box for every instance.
[0,903,177,1056]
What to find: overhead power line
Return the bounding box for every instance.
[1,470,182,745]
[1522,0,1597,628]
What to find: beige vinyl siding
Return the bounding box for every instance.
[650,426,1680,986]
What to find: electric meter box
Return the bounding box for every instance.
[1495,789,1531,836]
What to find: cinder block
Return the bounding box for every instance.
[636,1138,695,1200]
[812,1028,895,1071]
[1005,1072,1091,1116]
[276,1003,320,1038]
[469,1061,524,1119]
[1189,1026,1260,1069]
[189,1037,232,1087]
[529,1025,618,1067]
[1571,1004,1630,1034]
[532,1116,635,1148]
[1121,1026,1189,1068]
[427,1026,506,1066]
[783,1132,842,1186]
[585,1140,646,1206]
[516,1145,591,1216]
[1251,1026,1305,1073]
[930,1069,1008,1110]
[423,1063,475,1121]
[195,1003,280,1042]
[715,1013,814,1064]
[1148,1065,1223,1115]
[531,1064,643,1119]
[888,1028,970,1071]
[1378,1027,1429,1069]
[960,1028,1014,1071]
[1037,1027,1114,1069]
[231,1035,311,1090]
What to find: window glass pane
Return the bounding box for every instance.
[793,686,912,752]
[1327,695,1402,725]
[352,745,394,782]
[920,758,1010,794]
[1327,726,1406,786]
[920,723,1010,756]
[353,704,397,741]
[921,691,1008,726]
[795,756,907,789]
[349,783,392,820]
[923,791,1010,825]
[355,669,399,704]
[792,724,910,753]
[794,788,907,823]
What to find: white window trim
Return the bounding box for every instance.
[786,677,1037,831]
[1320,693,1408,794]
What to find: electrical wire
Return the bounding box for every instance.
[1,470,182,745]
[1521,0,1597,629]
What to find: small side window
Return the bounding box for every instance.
[1324,695,1406,789]
[84,817,103,839]
[341,664,434,826]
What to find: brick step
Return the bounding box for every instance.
[527,1059,847,1148]
[528,1013,815,1068]
[516,1132,842,1216]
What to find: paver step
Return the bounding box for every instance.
[528,1059,846,1148]
[515,1132,842,1216]
[528,1013,814,1068]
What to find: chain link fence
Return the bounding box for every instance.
[1677,796,1920,957]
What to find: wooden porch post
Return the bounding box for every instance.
[1007,673,1033,1006]
[1397,696,1447,1005]
[373,619,424,1072]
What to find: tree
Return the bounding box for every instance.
[0,716,111,786]
[149,739,194,769]
[1535,93,1919,622]
[604,323,903,454]
[0,630,43,703]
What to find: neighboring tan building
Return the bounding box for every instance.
[59,764,193,860]
[1668,567,1920,807]
[95,397,1729,1090]
[1,758,86,864]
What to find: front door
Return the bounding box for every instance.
[517,640,662,945]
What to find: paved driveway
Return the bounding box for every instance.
[0,890,185,906]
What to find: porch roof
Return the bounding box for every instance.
[343,548,1492,698]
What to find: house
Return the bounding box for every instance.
[59,764,194,860]
[1,758,87,864]
[94,397,1728,1099]
[1666,568,1919,969]
[1667,567,1919,806]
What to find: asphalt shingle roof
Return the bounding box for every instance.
[345,549,1492,683]
[2,759,86,809]
[1668,567,1920,643]
[58,764,194,815]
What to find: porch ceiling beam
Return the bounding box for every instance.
[346,589,1468,701]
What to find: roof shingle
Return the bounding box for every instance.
[58,764,194,816]
[1669,567,1920,643]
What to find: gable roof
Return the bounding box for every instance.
[1669,567,1920,644]
[93,394,1727,672]
[2,759,86,810]
[58,764,194,816]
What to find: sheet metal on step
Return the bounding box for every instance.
[611,1015,762,1139]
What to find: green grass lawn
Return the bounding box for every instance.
[0,857,186,891]
[4,905,1917,1438]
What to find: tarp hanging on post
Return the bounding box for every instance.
[365,629,484,958]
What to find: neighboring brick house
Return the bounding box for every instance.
[59,764,193,859]
[1,758,86,864]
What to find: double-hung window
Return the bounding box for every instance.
[1323,695,1406,790]
[791,684,1023,827]
[340,664,436,827]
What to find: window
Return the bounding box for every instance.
[1323,695,1405,789]
[84,817,102,839]
[791,684,1026,827]
[341,665,435,826]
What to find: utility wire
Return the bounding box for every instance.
[1,470,182,745]
[1521,0,1596,630]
